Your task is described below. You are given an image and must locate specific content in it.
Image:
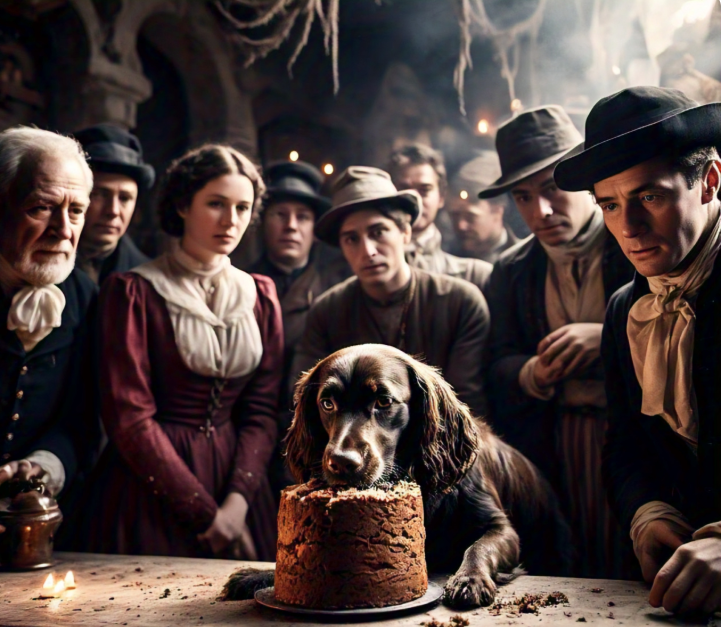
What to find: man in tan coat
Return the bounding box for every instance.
[292,166,490,418]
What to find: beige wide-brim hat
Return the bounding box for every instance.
[314,166,421,246]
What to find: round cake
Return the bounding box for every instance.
[275,479,427,609]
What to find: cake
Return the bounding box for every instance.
[274,479,428,609]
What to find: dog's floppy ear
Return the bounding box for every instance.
[284,362,329,483]
[403,358,479,493]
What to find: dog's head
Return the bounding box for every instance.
[285,344,479,494]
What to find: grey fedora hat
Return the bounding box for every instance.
[314,166,421,246]
[477,105,582,199]
[554,86,721,191]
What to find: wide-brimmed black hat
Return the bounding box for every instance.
[477,105,582,199]
[314,166,421,246]
[74,123,155,189]
[555,87,721,191]
[263,161,331,217]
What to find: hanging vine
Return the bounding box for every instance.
[452,0,547,114]
[210,0,341,93]
[211,0,547,113]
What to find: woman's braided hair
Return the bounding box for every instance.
[158,144,266,237]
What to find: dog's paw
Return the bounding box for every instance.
[443,571,497,609]
[220,568,275,601]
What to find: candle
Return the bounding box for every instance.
[53,580,66,596]
[39,574,55,598]
[64,571,76,589]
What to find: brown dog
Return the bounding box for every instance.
[284,344,572,608]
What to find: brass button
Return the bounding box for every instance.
[6,433,13,441]
[16,390,23,399]
[20,366,28,375]
[11,414,19,421]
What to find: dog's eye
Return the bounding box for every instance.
[319,399,335,412]
[376,396,393,408]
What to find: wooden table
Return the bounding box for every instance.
[0,552,715,626]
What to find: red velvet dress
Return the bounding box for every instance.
[84,272,283,560]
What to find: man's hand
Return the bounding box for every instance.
[649,537,721,616]
[197,492,250,555]
[634,519,687,583]
[536,323,603,380]
[0,460,45,486]
[0,460,46,534]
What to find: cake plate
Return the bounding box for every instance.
[255,582,444,621]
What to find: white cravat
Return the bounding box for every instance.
[0,254,66,352]
[627,213,721,445]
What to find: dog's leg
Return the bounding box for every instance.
[444,500,520,609]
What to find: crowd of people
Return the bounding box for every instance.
[0,85,718,616]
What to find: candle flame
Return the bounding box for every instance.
[289,150,299,162]
[477,119,489,134]
[323,163,334,175]
[64,571,76,589]
[460,190,469,200]
[53,580,66,595]
[43,574,54,589]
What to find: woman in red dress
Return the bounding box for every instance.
[85,145,283,560]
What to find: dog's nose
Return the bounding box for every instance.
[327,450,363,475]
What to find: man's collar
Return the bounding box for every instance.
[409,223,442,255]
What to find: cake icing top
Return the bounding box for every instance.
[283,479,421,504]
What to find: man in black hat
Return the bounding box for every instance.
[555,86,720,616]
[386,144,492,293]
[480,105,635,578]
[292,166,489,418]
[74,123,155,284]
[249,162,350,391]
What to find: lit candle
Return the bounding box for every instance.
[64,571,76,590]
[323,163,334,175]
[477,119,489,134]
[289,150,299,162]
[53,580,66,596]
[39,574,55,598]
[460,190,469,200]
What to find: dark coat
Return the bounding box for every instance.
[98,235,149,284]
[0,269,99,496]
[293,267,490,418]
[601,256,720,532]
[247,245,351,418]
[486,233,634,484]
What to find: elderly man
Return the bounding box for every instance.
[293,166,489,418]
[446,152,519,264]
[0,126,98,506]
[480,106,635,578]
[555,86,720,616]
[74,123,154,284]
[386,144,492,293]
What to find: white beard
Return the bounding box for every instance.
[13,249,76,287]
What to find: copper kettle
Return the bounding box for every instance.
[0,480,62,570]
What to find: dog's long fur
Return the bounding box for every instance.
[226,345,572,608]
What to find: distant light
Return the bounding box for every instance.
[477,119,489,134]
[612,65,621,76]
[510,99,522,112]
[323,163,334,175]
[459,190,469,200]
[289,151,299,162]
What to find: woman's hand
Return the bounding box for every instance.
[197,492,250,555]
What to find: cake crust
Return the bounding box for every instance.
[275,480,428,609]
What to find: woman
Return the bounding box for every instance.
[85,145,283,560]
